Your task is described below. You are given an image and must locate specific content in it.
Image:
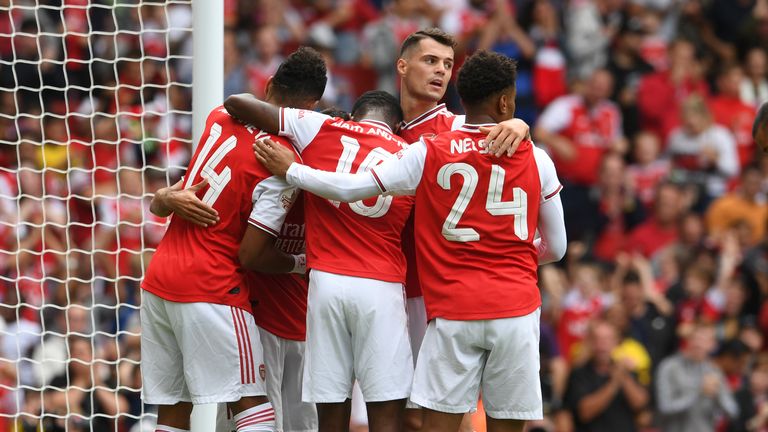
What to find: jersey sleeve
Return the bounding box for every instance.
[533,145,563,202]
[284,163,382,202]
[248,176,298,237]
[370,139,427,196]
[278,108,330,153]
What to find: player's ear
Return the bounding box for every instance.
[265,76,274,99]
[396,58,407,77]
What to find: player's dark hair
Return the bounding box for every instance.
[351,90,403,131]
[320,107,351,120]
[754,102,768,139]
[457,50,517,107]
[399,28,456,58]
[271,47,327,104]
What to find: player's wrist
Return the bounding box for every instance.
[291,253,306,274]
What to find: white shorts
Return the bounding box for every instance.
[259,327,317,432]
[303,270,413,403]
[407,296,428,365]
[140,291,267,405]
[410,309,543,420]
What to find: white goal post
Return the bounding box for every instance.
[0,0,222,430]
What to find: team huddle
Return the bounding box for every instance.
[140,28,567,432]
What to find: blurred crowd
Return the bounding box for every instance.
[1,0,768,431]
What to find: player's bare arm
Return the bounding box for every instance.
[150,178,219,227]
[480,118,532,157]
[238,226,305,274]
[253,138,297,177]
[223,93,281,134]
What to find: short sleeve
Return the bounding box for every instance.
[537,96,573,133]
[248,176,298,237]
[533,145,563,202]
[371,139,427,196]
[279,108,330,153]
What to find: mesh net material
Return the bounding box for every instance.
[0,1,193,430]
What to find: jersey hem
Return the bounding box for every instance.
[308,264,405,284]
[141,285,253,313]
[427,302,541,321]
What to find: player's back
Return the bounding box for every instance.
[298,116,413,282]
[143,107,294,312]
[415,123,551,321]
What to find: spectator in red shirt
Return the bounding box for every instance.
[535,67,627,188]
[637,39,709,142]
[709,64,758,167]
[626,182,683,258]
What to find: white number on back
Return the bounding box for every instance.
[331,135,393,218]
[183,122,237,207]
[438,163,528,242]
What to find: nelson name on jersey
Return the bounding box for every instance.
[450,136,491,155]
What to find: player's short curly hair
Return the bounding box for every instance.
[351,90,403,131]
[272,47,327,103]
[456,50,517,107]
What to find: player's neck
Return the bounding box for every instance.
[401,91,440,123]
[464,113,497,125]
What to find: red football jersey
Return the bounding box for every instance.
[247,196,308,341]
[709,96,757,167]
[398,104,464,298]
[372,123,562,320]
[143,107,298,312]
[279,108,413,282]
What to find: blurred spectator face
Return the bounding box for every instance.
[532,0,558,27]
[254,26,280,63]
[398,38,454,103]
[633,131,660,165]
[588,321,619,363]
[681,98,710,134]
[621,279,645,312]
[723,279,746,316]
[745,48,767,81]
[585,69,614,105]
[669,40,695,71]
[717,66,744,98]
[68,337,93,377]
[741,167,763,198]
[750,363,768,394]
[574,263,602,298]
[686,325,717,361]
[655,183,682,223]
[598,153,625,191]
[683,266,711,300]
[680,213,704,245]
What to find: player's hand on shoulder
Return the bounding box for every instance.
[480,118,531,157]
[253,138,296,177]
[166,178,219,227]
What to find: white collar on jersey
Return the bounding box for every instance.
[359,119,393,132]
[458,123,496,133]
[401,103,447,130]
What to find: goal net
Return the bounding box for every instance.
[0,1,193,430]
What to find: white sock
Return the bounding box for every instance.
[234,402,276,431]
[155,425,190,432]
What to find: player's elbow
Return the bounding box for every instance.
[223,94,251,119]
[550,240,567,262]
